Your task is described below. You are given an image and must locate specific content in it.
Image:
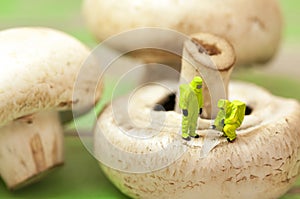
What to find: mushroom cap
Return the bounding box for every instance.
[83,0,282,66]
[0,27,102,127]
[95,81,300,199]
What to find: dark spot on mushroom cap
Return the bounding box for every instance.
[58,100,79,108]
[15,114,34,123]
[58,102,69,107]
[191,38,221,56]
[245,106,252,115]
[27,120,33,124]
[153,93,176,111]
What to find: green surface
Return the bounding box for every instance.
[232,69,300,100]
[280,0,300,43]
[0,137,128,199]
[0,0,300,198]
[0,0,96,47]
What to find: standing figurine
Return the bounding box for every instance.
[213,99,246,142]
[179,76,203,141]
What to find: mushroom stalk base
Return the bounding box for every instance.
[0,112,64,190]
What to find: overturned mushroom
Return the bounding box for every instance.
[83,0,282,66]
[96,81,300,199]
[94,33,300,198]
[0,27,102,189]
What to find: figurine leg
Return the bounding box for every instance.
[181,116,189,139]
[189,111,198,137]
[215,123,224,132]
[213,117,225,132]
[223,124,237,142]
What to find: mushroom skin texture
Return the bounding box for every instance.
[95,81,300,199]
[83,0,282,66]
[0,27,102,189]
[0,27,102,126]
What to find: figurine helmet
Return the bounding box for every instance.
[190,76,203,92]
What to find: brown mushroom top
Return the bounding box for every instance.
[83,0,282,66]
[0,27,102,127]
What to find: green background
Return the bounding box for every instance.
[0,0,300,198]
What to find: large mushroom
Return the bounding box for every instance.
[0,27,102,189]
[82,0,282,67]
[94,33,300,198]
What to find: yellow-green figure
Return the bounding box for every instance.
[213,99,231,131]
[223,100,246,142]
[179,76,203,140]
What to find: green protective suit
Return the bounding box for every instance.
[214,99,231,131]
[223,100,246,141]
[179,76,203,138]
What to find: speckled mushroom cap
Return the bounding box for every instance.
[95,81,300,199]
[82,0,282,66]
[0,27,102,127]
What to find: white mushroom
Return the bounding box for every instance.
[93,32,300,198]
[0,27,102,189]
[82,0,282,66]
[95,81,300,199]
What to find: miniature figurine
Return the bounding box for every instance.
[179,76,203,141]
[223,100,246,142]
[213,99,246,142]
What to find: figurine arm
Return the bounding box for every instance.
[197,90,203,109]
[179,85,188,110]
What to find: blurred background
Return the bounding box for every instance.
[0,0,299,198]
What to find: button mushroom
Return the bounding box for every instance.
[0,27,102,189]
[93,33,300,198]
[82,0,282,66]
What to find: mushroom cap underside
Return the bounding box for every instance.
[95,81,300,199]
[0,27,103,126]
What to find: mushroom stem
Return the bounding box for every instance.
[176,33,236,119]
[0,111,63,190]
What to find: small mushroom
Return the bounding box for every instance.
[0,27,102,189]
[94,33,300,198]
[82,0,282,66]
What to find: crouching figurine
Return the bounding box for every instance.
[213,99,246,142]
